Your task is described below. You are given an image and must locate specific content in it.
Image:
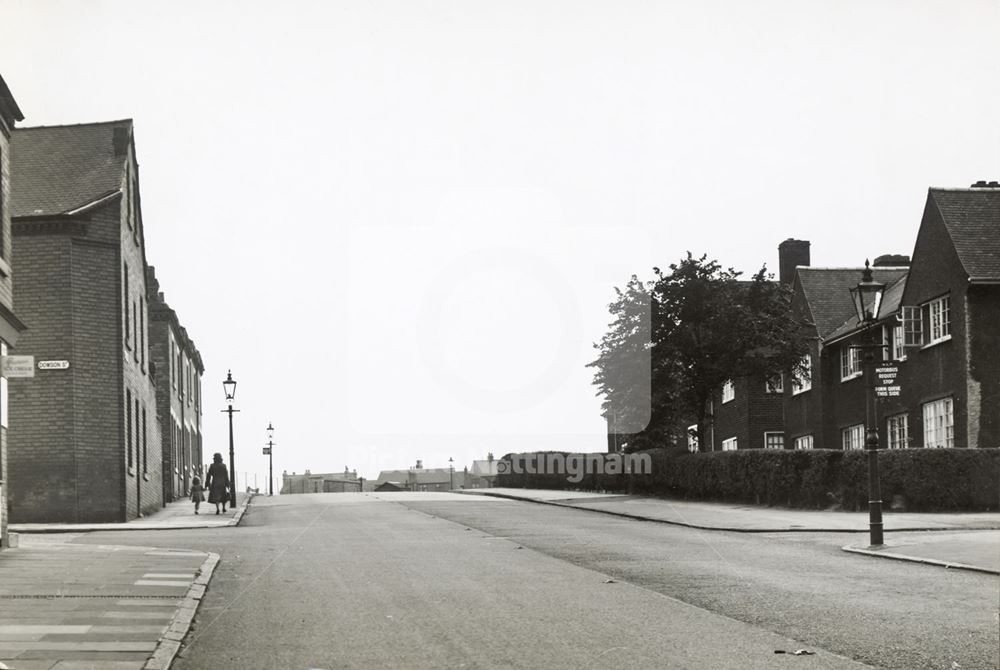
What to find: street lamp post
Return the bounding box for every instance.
[265,422,275,496]
[222,370,239,508]
[449,457,454,490]
[849,261,886,547]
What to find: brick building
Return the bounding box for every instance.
[281,469,361,494]
[147,267,204,502]
[788,185,999,451]
[7,119,163,522]
[705,239,808,451]
[0,74,28,548]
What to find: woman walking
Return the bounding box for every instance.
[206,453,231,515]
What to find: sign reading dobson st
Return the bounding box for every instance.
[875,365,901,398]
[37,360,70,370]
[1,355,35,378]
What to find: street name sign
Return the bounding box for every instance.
[37,360,70,370]
[875,365,901,398]
[1,355,35,378]
[263,447,271,455]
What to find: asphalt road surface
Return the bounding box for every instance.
[75,492,998,669]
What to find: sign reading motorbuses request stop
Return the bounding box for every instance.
[875,365,901,398]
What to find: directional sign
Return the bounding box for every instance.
[1,355,35,378]
[37,360,70,371]
[875,365,901,398]
[263,447,271,456]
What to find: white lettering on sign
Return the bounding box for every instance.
[37,360,70,370]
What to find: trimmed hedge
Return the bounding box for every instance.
[497,448,1000,512]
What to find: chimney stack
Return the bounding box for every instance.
[873,254,910,267]
[778,239,810,284]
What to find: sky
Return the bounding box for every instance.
[2,0,998,485]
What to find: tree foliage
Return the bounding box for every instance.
[590,253,810,452]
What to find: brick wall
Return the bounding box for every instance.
[967,285,999,449]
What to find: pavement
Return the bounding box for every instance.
[460,488,1000,574]
[8,493,253,534]
[0,534,218,670]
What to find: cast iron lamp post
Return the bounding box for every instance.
[449,457,454,490]
[849,261,886,546]
[265,422,275,496]
[222,370,239,508]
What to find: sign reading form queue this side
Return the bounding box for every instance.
[875,365,901,398]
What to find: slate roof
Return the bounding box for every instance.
[825,274,907,343]
[930,188,1000,282]
[10,119,131,218]
[796,267,908,339]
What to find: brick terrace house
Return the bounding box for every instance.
[147,267,204,502]
[7,120,163,522]
[706,239,810,451]
[0,74,28,548]
[785,184,999,451]
[281,469,361,494]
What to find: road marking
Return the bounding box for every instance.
[133,580,191,587]
[142,573,196,579]
[0,625,91,634]
[144,551,205,557]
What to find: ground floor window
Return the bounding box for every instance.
[923,397,954,448]
[842,424,865,450]
[721,436,738,451]
[886,413,908,449]
[793,435,814,450]
[764,432,784,449]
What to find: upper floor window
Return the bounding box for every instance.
[123,263,132,350]
[794,435,814,450]
[721,379,735,404]
[923,397,954,448]
[765,373,783,394]
[902,295,951,348]
[842,424,865,450]
[791,354,812,395]
[840,346,862,381]
[721,436,738,451]
[886,413,908,449]
[882,324,906,362]
[764,432,784,449]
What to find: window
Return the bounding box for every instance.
[687,424,699,452]
[123,264,131,350]
[135,397,140,472]
[0,146,5,259]
[721,379,735,403]
[126,389,133,472]
[765,373,783,394]
[142,406,148,474]
[132,301,138,362]
[882,324,906,362]
[923,397,954,448]
[764,432,784,449]
[902,305,922,347]
[886,414,908,449]
[139,297,145,371]
[791,354,812,394]
[840,346,862,381]
[721,437,738,451]
[927,296,951,344]
[0,342,7,429]
[793,435,814,450]
[170,341,176,388]
[842,424,865,450]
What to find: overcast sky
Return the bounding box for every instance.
[2,1,998,483]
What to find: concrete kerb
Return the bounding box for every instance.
[144,551,221,670]
[841,544,999,576]
[464,491,998,534]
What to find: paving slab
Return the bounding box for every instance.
[0,536,218,670]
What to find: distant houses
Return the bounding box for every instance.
[281,469,361,494]
[0,72,207,535]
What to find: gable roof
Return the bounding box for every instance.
[929,188,1000,282]
[11,119,132,218]
[795,267,908,339]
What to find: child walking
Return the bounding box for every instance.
[190,475,206,514]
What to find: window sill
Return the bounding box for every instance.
[143,473,150,481]
[840,372,863,383]
[128,467,135,477]
[791,388,811,396]
[0,256,11,278]
[920,335,952,351]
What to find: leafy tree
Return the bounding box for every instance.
[591,254,810,452]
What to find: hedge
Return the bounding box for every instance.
[497,448,1000,512]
